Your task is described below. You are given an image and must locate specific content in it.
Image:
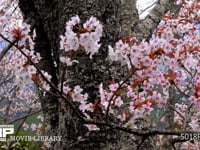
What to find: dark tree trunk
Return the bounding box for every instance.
[18,0,177,149]
[19,1,126,149]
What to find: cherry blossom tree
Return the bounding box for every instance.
[0,0,199,149]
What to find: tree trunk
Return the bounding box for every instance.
[18,0,177,149]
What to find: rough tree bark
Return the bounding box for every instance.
[18,0,180,149]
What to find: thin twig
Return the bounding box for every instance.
[8,109,42,124]
[60,66,67,94]
[105,71,135,120]
[0,39,17,62]
[173,83,190,98]
[167,102,185,120]
[136,136,148,150]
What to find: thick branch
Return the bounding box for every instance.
[133,0,181,40]
[84,118,199,137]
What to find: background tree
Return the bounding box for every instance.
[0,0,199,149]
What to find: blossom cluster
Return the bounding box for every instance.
[105,2,200,131]
[0,21,46,123]
[58,10,199,131]
[99,83,124,113]
[60,15,103,65]
[6,23,46,90]
[58,83,99,130]
[59,16,103,130]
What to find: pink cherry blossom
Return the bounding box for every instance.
[84,124,100,131]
